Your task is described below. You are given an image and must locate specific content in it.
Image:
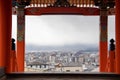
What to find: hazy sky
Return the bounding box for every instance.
[12,15,115,46]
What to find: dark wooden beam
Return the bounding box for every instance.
[7,72,120,80]
[25,7,100,16]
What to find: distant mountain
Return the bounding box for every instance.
[26,44,98,52]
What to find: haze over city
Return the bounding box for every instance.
[12,15,115,51]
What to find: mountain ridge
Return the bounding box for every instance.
[26,44,98,52]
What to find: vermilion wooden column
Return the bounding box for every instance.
[99,8,108,72]
[10,50,16,72]
[17,5,25,72]
[115,0,120,74]
[0,0,12,73]
[109,51,115,72]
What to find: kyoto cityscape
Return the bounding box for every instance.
[25,50,99,72]
[1,0,120,80]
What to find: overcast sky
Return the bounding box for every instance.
[12,15,115,46]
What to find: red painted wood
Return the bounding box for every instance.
[99,9,108,72]
[115,0,120,74]
[0,0,12,73]
[17,7,25,72]
[25,7,100,15]
[10,51,17,72]
[17,41,25,72]
[109,51,115,72]
[100,42,108,72]
[12,7,115,15]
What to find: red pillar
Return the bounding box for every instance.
[10,50,17,72]
[99,9,108,72]
[16,6,25,72]
[109,51,115,72]
[0,0,12,73]
[115,0,120,74]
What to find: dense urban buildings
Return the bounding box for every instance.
[25,51,99,72]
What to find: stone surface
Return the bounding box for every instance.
[0,67,5,80]
[0,68,5,77]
